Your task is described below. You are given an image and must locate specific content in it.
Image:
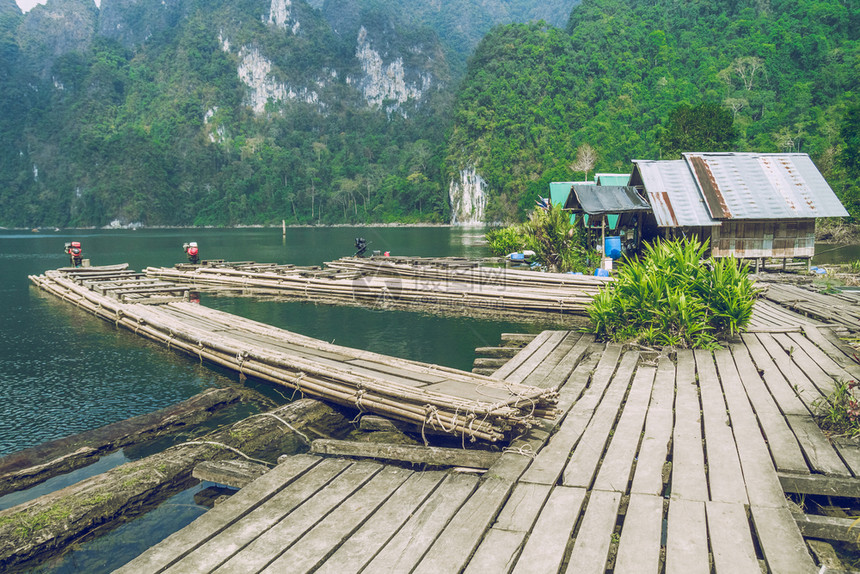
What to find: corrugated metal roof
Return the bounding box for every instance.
[683,152,849,220]
[632,160,718,227]
[633,153,849,227]
[564,185,650,215]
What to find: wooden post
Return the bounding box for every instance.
[601,215,607,270]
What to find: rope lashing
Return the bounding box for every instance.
[173,440,273,467]
[236,350,249,378]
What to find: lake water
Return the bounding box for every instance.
[1,226,857,572]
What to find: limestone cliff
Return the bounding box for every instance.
[449,166,487,225]
[98,0,186,49]
[17,0,97,77]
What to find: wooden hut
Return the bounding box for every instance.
[551,181,651,268]
[630,152,849,269]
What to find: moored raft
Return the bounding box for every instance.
[145,256,611,316]
[29,266,558,443]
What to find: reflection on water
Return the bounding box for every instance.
[814,242,860,265]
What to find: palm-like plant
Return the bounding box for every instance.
[587,237,757,349]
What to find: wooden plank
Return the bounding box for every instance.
[665,499,709,574]
[562,490,622,574]
[793,512,860,543]
[261,466,413,573]
[757,333,826,407]
[163,458,350,574]
[730,343,809,474]
[192,460,269,489]
[207,461,383,574]
[631,356,675,496]
[115,454,321,574]
[309,439,500,469]
[504,331,569,384]
[614,493,663,573]
[832,438,860,477]
[773,332,840,396]
[562,351,639,488]
[750,505,820,574]
[713,349,786,508]
[670,350,708,502]
[522,332,585,389]
[694,349,747,504]
[492,482,553,532]
[363,473,478,573]
[462,528,525,574]
[784,415,851,477]
[705,501,760,574]
[511,486,587,574]
[554,344,601,415]
[313,471,447,574]
[521,345,622,485]
[791,329,860,382]
[492,331,558,380]
[411,467,527,574]
[802,326,860,380]
[741,333,809,416]
[780,471,860,497]
[593,365,656,492]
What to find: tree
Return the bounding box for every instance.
[659,103,739,158]
[570,143,597,182]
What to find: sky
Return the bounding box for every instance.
[15,0,100,12]
[15,0,47,11]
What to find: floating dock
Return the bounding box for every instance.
[29,263,860,572]
[29,266,557,443]
[145,257,610,319]
[118,319,860,573]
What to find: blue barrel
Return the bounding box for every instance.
[605,236,622,259]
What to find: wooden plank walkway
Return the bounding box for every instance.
[118,320,860,573]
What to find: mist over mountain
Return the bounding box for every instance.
[0,0,856,228]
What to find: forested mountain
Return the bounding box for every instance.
[0,0,857,228]
[447,0,860,222]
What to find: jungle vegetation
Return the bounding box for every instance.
[0,0,858,227]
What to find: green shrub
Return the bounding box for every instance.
[485,203,598,273]
[587,237,758,349]
[486,226,525,256]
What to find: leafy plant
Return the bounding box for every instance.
[485,203,598,272]
[814,379,860,438]
[587,237,758,349]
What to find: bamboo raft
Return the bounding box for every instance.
[29,266,557,443]
[759,282,860,335]
[145,257,611,317]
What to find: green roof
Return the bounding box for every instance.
[595,173,630,186]
[549,181,594,206]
